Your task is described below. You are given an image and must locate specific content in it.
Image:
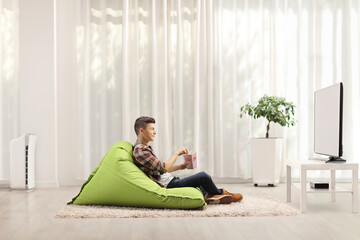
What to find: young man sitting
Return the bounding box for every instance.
[132,116,243,204]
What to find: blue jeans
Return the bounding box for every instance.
[166,171,222,196]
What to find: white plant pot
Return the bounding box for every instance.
[250,138,282,186]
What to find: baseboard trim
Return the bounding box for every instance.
[58,179,86,186]
[212,177,253,184]
[36,180,59,188]
[1,179,59,188]
[15,177,356,188]
[0,179,10,189]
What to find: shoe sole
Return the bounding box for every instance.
[219,195,233,204]
[207,195,233,204]
[206,199,220,205]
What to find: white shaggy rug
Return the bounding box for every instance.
[56,196,299,218]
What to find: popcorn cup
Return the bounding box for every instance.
[183,152,197,169]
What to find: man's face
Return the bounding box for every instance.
[141,123,156,142]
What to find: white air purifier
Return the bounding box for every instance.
[10,134,37,190]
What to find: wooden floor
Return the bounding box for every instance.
[1,183,360,240]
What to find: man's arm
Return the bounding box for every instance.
[164,147,188,173]
[167,162,187,173]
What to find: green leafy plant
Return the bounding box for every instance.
[240,95,296,138]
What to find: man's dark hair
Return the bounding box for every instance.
[134,116,156,136]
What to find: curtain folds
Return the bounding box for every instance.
[73,0,360,180]
[0,0,18,182]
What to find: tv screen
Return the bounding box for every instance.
[314,82,344,162]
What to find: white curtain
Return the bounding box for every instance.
[0,0,18,183]
[72,0,360,181]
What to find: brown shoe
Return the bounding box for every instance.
[222,189,243,202]
[205,193,233,204]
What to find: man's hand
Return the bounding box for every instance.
[165,147,188,173]
[176,147,188,156]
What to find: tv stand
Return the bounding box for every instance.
[326,156,346,164]
[286,160,358,213]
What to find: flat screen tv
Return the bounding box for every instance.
[314,82,345,163]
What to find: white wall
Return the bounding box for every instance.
[19,0,58,188]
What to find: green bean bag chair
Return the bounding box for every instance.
[69,141,205,209]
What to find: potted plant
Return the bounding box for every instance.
[240,95,296,187]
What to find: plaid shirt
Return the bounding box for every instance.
[133,140,166,184]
